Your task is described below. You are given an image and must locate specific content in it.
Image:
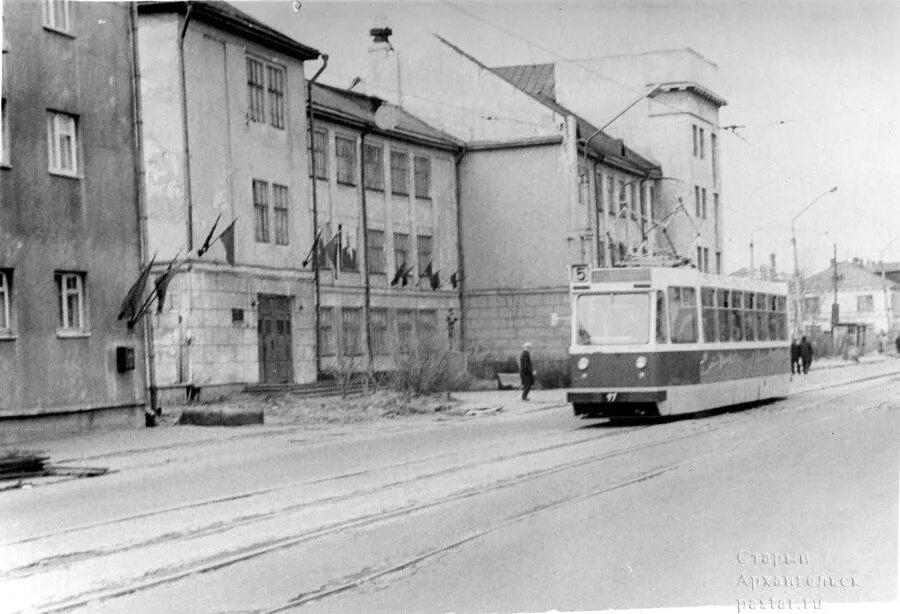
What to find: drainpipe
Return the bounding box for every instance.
[454,146,467,352]
[359,130,373,379]
[177,2,195,390]
[307,54,328,378]
[130,3,158,417]
[178,2,194,251]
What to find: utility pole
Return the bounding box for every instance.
[831,243,840,339]
[749,235,755,278]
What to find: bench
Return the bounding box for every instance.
[496,372,521,390]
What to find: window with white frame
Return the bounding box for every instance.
[694,186,701,217]
[246,56,285,129]
[341,307,362,356]
[417,234,432,276]
[47,111,78,175]
[57,271,85,331]
[309,129,327,179]
[366,229,386,274]
[594,170,604,212]
[414,155,431,199]
[617,180,627,216]
[252,179,270,242]
[370,308,389,355]
[701,188,707,219]
[607,176,615,216]
[363,143,384,190]
[391,150,409,195]
[692,124,698,157]
[416,310,437,346]
[43,0,70,33]
[397,309,413,354]
[335,135,356,185]
[319,306,335,356]
[699,127,705,159]
[393,232,409,269]
[630,183,638,220]
[1,99,9,166]
[0,269,11,332]
[273,183,289,245]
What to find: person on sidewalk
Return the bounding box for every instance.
[799,335,814,374]
[790,338,801,375]
[519,342,535,401]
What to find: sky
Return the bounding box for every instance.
[236,0,900,276]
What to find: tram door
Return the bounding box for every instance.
[257,295,294,384]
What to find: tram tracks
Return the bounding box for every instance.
[7,373,897,613]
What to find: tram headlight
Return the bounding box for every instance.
[576,357,590,371]
[635,356,647,369]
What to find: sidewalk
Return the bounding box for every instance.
[5,354,899,469]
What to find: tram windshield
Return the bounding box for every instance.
[575,292,650,345]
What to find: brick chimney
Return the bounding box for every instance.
[368,25,401,105]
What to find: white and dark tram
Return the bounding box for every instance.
[566,264,791,419]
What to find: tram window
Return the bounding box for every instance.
[656,290,668,343]
[701,287,717,342]
[744,293,756,341]
[717,288,731,342]
[731,292,743,341]
[776,296,788,340]
[756,293,769,341]
[768,295,779,340]
[575,292,650,345]
[667,286,697,343]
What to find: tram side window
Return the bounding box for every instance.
[701,287,717,342]
[656,290,669,343]
[777,296,788,340]
[717,288,731,342]
[756,293,769,341]
[768,295,779,340]
[731,291,744,341]
[744,293,757,341]
[667,286,697,343]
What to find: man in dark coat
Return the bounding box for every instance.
[799,335,814,374]
[790,338,801,375]
[519,342,535,401]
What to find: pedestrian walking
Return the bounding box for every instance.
[799,335,814,374]
[519,342,535,401]
[790,338,801,375]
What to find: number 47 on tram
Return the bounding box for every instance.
[566,264,791,419]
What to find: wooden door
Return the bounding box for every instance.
[257,295,293,384]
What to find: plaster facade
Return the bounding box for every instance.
[137,4,320,399]
[1,1,146,441]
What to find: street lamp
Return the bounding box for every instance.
[880,235,899,337]
[791,185,838,336]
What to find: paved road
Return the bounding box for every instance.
[1,362,898,613]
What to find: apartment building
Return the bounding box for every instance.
[1,0,146,442]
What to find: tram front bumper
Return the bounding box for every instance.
[568,390,666,418]
[567,390,667,404]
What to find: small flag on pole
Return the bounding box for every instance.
[390,262,407,287]
[153,258,181,314]
[197,214,221,257]
[118,258,155,329]
[401,263,413,286]
[218,219,236,265]
[320,231,340,271]
[430,268,440,291]
[450,272,459,289]
[302,229,322,268]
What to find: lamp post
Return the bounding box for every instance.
[581,86,661,266]
[791,185,838,336]
[880,235,899,337]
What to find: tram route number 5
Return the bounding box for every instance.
[605,393,618,402]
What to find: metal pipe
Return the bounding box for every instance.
[359,130,373,378]
[307,54,328,378]
[129,2,158,418]
[178,2,194,251]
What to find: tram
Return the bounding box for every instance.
[566,263,791,419]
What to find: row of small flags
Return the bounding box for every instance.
[302,227,460,291]
[119,216,460,330]
[117,214,235,329]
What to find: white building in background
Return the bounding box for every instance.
[531,49,728,273]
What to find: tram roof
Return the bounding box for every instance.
[577,266,789,294]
